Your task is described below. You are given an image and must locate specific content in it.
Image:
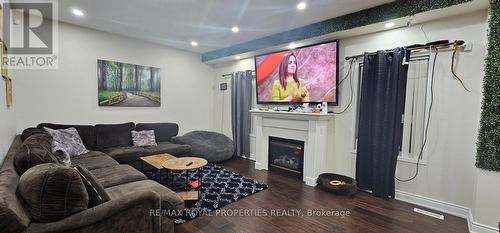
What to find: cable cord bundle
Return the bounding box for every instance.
[451,41,471,92]
[332,58,355,114]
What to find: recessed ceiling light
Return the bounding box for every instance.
[231,26,239,33]
[71,8,85,17]
[385,22,395,28]
[297,2,306,10]
[191,41,198,46]
[235,55,241,60]
[287,43,297,49]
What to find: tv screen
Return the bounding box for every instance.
[255,40,338,104]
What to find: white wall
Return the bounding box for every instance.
[212,10,495,228]
[0,83,16,163]
[0,5,18,163]
[12,22,216,134]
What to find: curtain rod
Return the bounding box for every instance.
[345,40,465,60]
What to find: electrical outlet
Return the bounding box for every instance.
[219,83,227,91]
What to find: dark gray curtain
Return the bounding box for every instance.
[356,47,410,198]
[231,70,253,157]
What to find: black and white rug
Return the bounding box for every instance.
[145,163,267,224]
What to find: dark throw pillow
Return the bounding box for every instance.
[131,130,157,147]
[14,133,58,175]
[21,127,49,142]
[72,165,110,207]
[18,163,89,223]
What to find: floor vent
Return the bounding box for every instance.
[413,208,444,220]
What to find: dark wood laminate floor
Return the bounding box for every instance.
[175,158,468,233]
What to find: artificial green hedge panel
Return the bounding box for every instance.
[476,0,500,171]
[202,0,473,61]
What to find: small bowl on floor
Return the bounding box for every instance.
[317,173,357,196]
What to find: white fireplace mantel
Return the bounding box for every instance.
[250,110,334,186]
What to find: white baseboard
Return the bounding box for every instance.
[255,161,265,170]
[304,176,317,187]
[395,190,469,218]
[395,190,499,233]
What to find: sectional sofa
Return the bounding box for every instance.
[37,122,192,170]
[0,122,190,233]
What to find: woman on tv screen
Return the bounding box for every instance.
[272,53,310,102]
[255,40,338,104]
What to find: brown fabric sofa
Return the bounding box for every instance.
[0,122,188,233]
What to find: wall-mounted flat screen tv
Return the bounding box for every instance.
[255,40,338,105]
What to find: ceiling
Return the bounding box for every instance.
[49,0,394,53]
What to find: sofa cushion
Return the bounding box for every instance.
[78,150,108,159]
[0,169,31,233]
[95,122,135,149]
[38,123,97,150]
[14,133,58,175]
[0,137,31,232]
[102,146,149,163]
[1,138,33,233]
[144,141,191,155]
[71,154,119,170]
[73,165,111,207]
[18,163,89,223]
[89,165,147,188]
[132,130,157,147]
[21,127,48,142]
[106,180,184,211]
[135,123,179,142]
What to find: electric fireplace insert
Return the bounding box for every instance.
[268,136,304,178]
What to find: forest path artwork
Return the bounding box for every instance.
[97,59,161,107]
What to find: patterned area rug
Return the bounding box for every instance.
[145,163,267,224]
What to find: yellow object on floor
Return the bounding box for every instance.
[329,180,347,186]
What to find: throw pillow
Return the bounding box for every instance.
[131,130,157,147]
[21,127,49,142]
[44,127,89,165]
[18,163,89,222]
[14,133,59,175]
[73,165,111,207]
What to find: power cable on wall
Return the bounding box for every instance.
[420,24,430,44]
[332,58,355,114]
[451,41,471,92]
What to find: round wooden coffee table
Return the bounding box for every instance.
[162,157,208,201]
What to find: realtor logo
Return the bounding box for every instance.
[2,0,58,69]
